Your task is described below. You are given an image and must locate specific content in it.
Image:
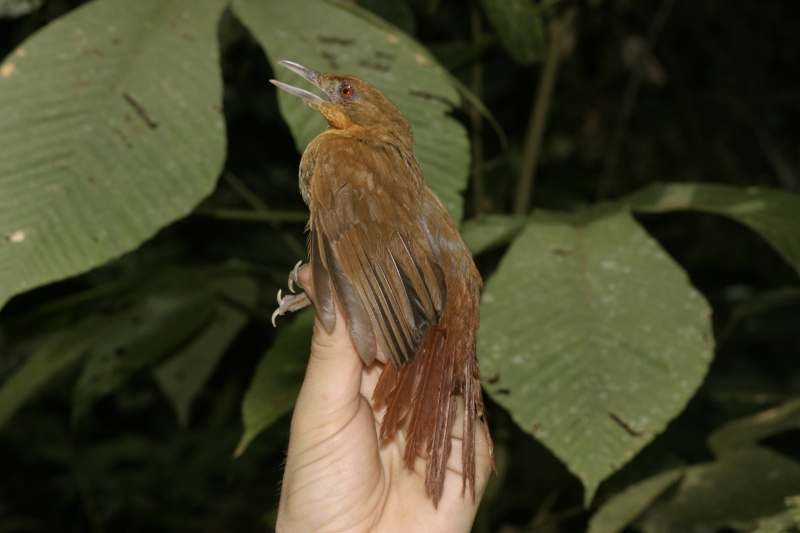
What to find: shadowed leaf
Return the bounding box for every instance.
[461,214,527,255]
[588,469,684,533]
[665,448,800,526]
[628,183,800,278]
[71,271,216,424]
[750,496,800,533]
[154,276,259,427]
[708,397,800,456]
[0,0,42,18]
[0,316,104,430]
[477,0,545,64]
[235,308,314,455]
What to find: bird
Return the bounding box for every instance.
[269,60,493,507]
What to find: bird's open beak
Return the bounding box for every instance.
[270,61,328,104]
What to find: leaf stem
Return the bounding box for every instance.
[215,171,307,258]
[194,207,309,224]
[221,170,270,211]
[596,0,678,200]
[470,7,487,215]
[513,10,574,216]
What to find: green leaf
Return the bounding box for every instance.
[153,276,259,427]
[0,0,227,311]
[235,308,314,455]
[71,271,216,424]
[665,448,800,526]
[708,397,800,457]
[588,469,684,533]
[477,0,545,64]
[231,0,470,223]
[751,496,800,533]
[0,316,104,430]
[478,204,714,504]
[628,183,800,277]
[460,214,527,255]
[0,0,42,18]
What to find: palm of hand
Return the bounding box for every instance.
[275,268,492,533]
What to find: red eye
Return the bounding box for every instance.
[339,85,355,99]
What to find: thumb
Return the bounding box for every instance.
[290,266,364,431]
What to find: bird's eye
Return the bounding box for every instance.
[339,85,355,99]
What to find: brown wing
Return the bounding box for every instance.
[308,135,446,368]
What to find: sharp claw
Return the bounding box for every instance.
[272,290,311,326]
[289,260,303,294]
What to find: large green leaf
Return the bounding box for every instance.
[231,0,470,223]
[478,204,714,503]
[235,308,314,455]
[628,183,800,277]
[477,0,545,64]
[0,0,227,310]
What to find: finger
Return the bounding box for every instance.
[290,266,365,434]
[297,263,317,303]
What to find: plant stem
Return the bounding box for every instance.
[596,0,678,200]
[221,170,269,211]
[216,171,308,258]
[194,207,309,224]
[470,7,487,215]
[513,11,574,216]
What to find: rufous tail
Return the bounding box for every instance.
[373,285,493,507]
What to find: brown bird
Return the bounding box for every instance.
[270,60,493,506]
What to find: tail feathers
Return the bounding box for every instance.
[373,314,491,506]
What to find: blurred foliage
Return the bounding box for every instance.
[1,0,800,532]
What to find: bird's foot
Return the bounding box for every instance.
[271,261,311,326]
[271,290,311,326]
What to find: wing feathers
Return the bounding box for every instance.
[372,258,416,365]
[310,137,447,368]
[322,234,378,365]
[349,232,412,368]
[311,228,336,333]
[391,232,445,322]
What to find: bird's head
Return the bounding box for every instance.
[270,61,412,141]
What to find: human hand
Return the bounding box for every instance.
[275,266,493,533]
